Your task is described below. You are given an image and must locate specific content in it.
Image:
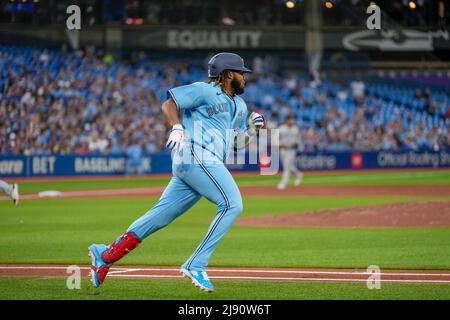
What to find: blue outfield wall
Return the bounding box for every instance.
[0,151,450,177]
[0,153,172,177]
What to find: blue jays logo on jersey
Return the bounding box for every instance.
[206,103,229,117]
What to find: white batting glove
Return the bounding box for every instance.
[166,124,185,153]
[249,112,265,132]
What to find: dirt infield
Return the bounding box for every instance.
[240,185,450,197]
[1,184,450,201]
[1,264,449,284]
[8,168,450,183]
[237,200,450,228]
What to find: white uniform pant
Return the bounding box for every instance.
[280,149,301,186]
[0,180,12,196]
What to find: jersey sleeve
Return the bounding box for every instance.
[167,82,206,111]
[241,109,250,131]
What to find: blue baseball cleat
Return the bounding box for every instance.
[180,268,214,292]
[88,244,111,288]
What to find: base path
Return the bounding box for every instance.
[1,264,450,285]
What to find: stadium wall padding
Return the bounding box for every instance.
[0,151,449,177]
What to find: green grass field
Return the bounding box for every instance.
[0,169,449,300]
[2,277,450,300]
[13,169,450,193]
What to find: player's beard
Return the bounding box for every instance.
[231,76,244,95]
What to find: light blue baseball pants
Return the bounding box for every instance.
[127,144,243,271]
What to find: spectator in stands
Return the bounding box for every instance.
[126,139,144,175]
[75,141,90,154]
[414,124,429,151]
[303,127,320,153]
[252,55,264,75]
[350,78,365,101]
[400,136,418,152]
[380,132,395,151]
[425,126,439,151]
[0,45,449,157]
[88,131,109,154]
[423,87,436,115]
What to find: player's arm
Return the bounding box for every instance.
[277,126,286,149]
[233,130,253,151]
[163,82,206,153]
[293,126,301,150]
[278,130,285,149]
[162,98,184,152]
[161,98,182,127]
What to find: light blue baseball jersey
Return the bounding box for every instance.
[167,81,249,162]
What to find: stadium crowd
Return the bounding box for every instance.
[1,45,449,157]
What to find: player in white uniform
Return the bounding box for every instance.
[0,180,19,206]
[277,114,303,190]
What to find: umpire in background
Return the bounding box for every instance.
[277,113,303,190]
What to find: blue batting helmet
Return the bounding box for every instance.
[207,52,252,78]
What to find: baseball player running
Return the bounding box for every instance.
[0,180,19,206]
[88,52,265,292]
[277,114,303,190]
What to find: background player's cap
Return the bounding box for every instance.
[207,52,252,78]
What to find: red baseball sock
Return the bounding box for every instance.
[102,232,141,264]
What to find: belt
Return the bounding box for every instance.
[191,141,224,162]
